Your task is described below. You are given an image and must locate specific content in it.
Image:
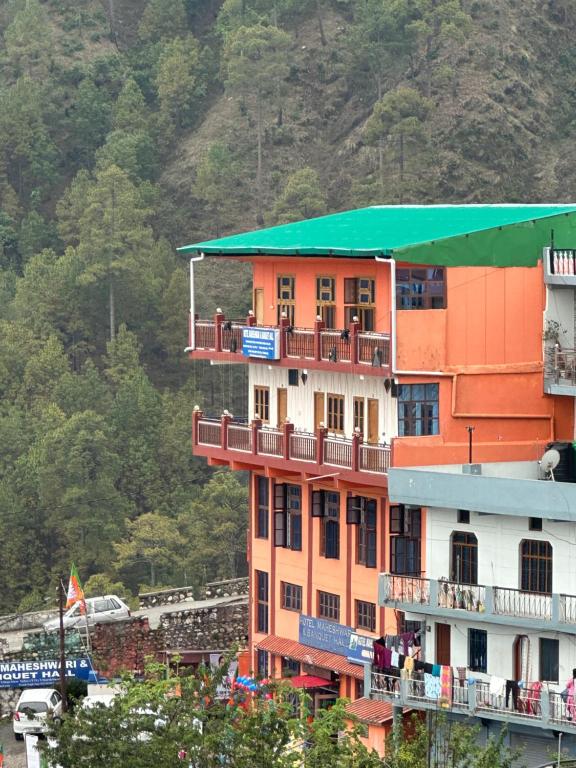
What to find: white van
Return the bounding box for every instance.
[43,595,131,633]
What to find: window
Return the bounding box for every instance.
[327,394,345,433]
[281,582,302,612]
[540,638,559,683]
[396,611,423,636]
[451,532,478,585]
[398,383,439,436]
[316,276,336,328]
[257,649,269,677]
[396,267,446,309]
[390,506,422,575]
[457,510,470,524]
[256,570,269,633]
[520,540,552,594]
[283,657,300,676]
[274,484,302,551]
[468,629,487,673]
[344,278,375,330]
[312,490,340,559]
[318,591,340,622]
[277,276,295,324]
[254,386,270,422]
[353,398,365,437]
[356,498,377,568]
[529,517,543,531]
[355,678,365,699]
[356,600,376,631]
[256,476,269,539]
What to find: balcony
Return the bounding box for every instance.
[188,312,391,377]
[379,574,576,634]
[192,410,391,484]
[543,247,576,286]
[544,344,576,395]
[369,671,576,735]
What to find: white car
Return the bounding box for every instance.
[13,688,63,740]
[43,595,131,633]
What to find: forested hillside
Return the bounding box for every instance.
[0,0,575,610]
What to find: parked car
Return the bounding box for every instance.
[43,595,131,633]
[13,688,63,740]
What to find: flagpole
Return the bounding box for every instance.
[58,576,68,713]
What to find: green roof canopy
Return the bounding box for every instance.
[178,204,576,267]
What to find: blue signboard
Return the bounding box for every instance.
[0,657,99,688]
[298,615,373,665]
[242,327,280,360]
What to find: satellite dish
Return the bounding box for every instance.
[540,448,561,481]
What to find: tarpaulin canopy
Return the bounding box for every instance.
[284,674,334,689]
[178,204,576,267]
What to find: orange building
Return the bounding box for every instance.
[180,205,576,753]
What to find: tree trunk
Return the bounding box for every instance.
[150,561,156,587]
[315,0,327,46]
[108,0,119,50]
[109,278,116,342]
[256,92,264,227]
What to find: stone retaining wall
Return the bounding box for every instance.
[138,586,195,610]
[138,578,248,609]
[197,578,249,600]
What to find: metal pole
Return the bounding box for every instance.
[557,731,562,768]
[58,577,68,712]
[185,254,205,353]
[467,425,475,464]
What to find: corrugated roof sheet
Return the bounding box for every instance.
[178,204,576,267]
[345,697,394,724]
[256,635,364,679]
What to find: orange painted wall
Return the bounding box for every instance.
[252,258,391,332]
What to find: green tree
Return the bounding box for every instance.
[138,0,188,42]
[364,87,433,197]
[114,512,182,587]
[223,23,291,224]
[96,129,158,181]
[113,79,149,132]
[180,470,248,585]
[75,165,154,342]
[4,0,51,77]
[155,35,203,132]
[195,144,242,235]
[68,77,113,166]
[272,167,326,224]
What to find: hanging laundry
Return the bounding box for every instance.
[391,650,400,669]
[400,632,414,655]
[489,676,506,697]
[505,680,519,710]
[424,673,441,699]
[457,667,467,688]
[439,665,452,707]
[431,664,441,678]
[423,662,433,675]
[404,656,414,673]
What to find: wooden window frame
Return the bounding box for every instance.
[398,383,439,437]
[318,590,340,622]
[357,498,377,568]
[281,582,303,612]
[520,539,552,594]
[451,531,478,585]
[316,276,336,328]
[344,277,375,330]
[396,266,446,310]
[355,599,376,632]
[319,491,340,560]
[255,476,269,540]
[254,386,270,423]
[277,275,296,325]
[468,628,487,673]
[274,483,302,551]
[327,393,345,434]
[353,397,365,437]
[256,570,269,633]
[390,506,422,575]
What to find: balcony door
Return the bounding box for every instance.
[254,288,264,325]
[277,388,287,426]
[314,392,325,430]
[435,623,451,666]
[367,399,379,444]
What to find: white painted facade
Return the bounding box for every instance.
[247,366,397,440]
[410,506,576,687]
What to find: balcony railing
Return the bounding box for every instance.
[189,313,391,371]
[545,345,576,387]
[370,672,576,734]
[192,411,391,477]
[380,574,576,631]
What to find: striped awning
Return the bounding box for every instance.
[256,635,364,680]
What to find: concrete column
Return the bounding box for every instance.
[313,316,325,361]
[214,310,225,353]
